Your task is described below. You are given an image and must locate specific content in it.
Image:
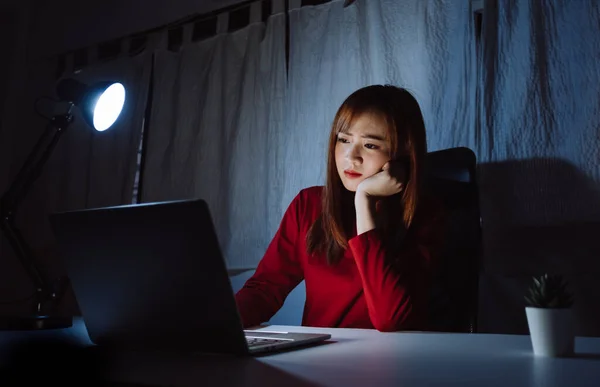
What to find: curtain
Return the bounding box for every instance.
[479,0,600,336]
[280,0,477,212]
[142,11,287,270]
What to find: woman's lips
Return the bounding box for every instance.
[344,170,362,178]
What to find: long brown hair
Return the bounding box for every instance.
[306,85,428,265]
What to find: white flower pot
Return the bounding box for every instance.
[525,307,574,357]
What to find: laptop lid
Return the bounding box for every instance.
[49,199,249,355]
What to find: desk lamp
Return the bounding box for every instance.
[0,78,126,330]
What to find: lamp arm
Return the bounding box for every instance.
[1,114,74,212]
[0,113,74,310]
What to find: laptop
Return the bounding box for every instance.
[48,199,331,356]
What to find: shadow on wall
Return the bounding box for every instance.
[477,157,600,337]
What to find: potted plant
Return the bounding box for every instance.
[524,273,575,357]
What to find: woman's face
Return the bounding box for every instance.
[334,113,391,192]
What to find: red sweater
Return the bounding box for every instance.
[235,186,444,332]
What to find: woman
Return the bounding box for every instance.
[235,85,445,332]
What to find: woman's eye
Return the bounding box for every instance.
[337,137,349,143]
[365,143,379,150]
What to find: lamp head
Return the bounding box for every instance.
[56,78,126,132]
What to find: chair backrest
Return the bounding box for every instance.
[424,147,482,333]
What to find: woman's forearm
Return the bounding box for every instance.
[355,192,377,235]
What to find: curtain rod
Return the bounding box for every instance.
[46,0,358,62]
[161,0,267,30]
[41,0,272,62]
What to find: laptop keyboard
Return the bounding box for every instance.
[246,337,290,348]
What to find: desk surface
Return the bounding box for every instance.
[1,318,599,387]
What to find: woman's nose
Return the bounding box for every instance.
[346,144,362,162]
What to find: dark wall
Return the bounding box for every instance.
[0,5,19,132]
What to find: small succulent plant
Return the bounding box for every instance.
[524,273,573,308]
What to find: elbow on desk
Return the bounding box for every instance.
[368,314,402,332]
[370,306,420,333]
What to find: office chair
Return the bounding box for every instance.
[425,147,482,333]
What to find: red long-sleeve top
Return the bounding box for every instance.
[235,186,444,332]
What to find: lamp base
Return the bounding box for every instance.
[0,315,73,330]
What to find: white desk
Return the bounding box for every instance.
[1,318,599,386]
